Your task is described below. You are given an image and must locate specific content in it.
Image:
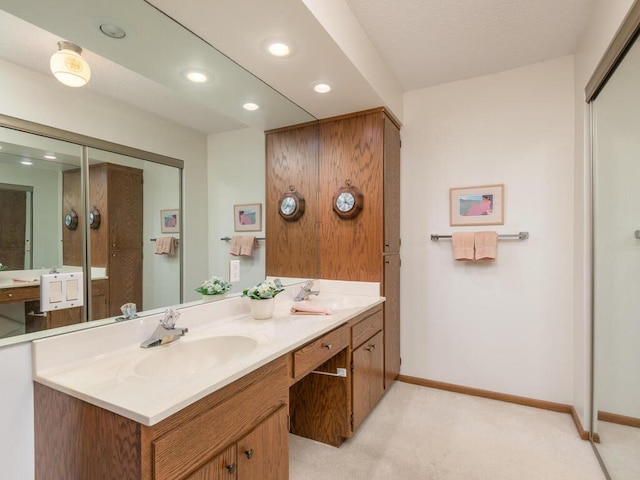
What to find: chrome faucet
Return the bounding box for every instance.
[140,308,188,348]
[294,280,320,302]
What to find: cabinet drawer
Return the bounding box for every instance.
[293,325,349,380]
[352,310,383,349]
[0,285,40,304]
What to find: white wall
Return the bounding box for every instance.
[572,0,635,429]
[207,128,266,295]
[401,56,576,403]
[0,58,209,478]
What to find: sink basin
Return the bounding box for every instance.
[132,335,258,378]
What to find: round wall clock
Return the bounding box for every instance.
[278,187,305,221]
[64,209,78,230]
[89,206,101,229]
[333,180,363,219]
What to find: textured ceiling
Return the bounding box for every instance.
[344,0,597,90]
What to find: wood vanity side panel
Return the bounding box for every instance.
[34,382,141,480]
[319,112,384,282]
[265,123,320,279]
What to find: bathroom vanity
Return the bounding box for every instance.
[32,281,387,479]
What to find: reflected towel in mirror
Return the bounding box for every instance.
[154,237,176,256]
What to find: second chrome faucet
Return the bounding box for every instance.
[140,308,188,348]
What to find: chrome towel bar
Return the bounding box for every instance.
[430,231,529,241]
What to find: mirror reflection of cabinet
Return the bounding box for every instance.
[63,163,143,319]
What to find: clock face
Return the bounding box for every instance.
[65,214,73,227]
[89,212,95,224]
[280,196,297,215]
[336,192,355,212]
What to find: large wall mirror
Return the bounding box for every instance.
[0,0,316,345]
[589,3,640,479]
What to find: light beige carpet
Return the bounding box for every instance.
[290,381,605,480]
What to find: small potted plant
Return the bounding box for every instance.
[0,263,7,271]
[242,279,285,319]
[196,276,232,302]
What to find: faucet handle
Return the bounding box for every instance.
[161,308,180,329]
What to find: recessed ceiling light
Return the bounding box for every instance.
[268,42,291,57]
[313,83,332,94]
[99,23,126,39]
[44,154,57,160]
[21,160,33,166]
[243,102,260,111]
[183,69,210,84]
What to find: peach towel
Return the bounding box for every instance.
[240,236,257,257]
[290,302,333,315]
[154,237,176,256]
[452,232,475,261]
[475,231,498,260]
[230,236,242,256]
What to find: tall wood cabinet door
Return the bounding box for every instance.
[383,254,401,388]
[0,190,27,269]
[62,169,83,267]
[107,166,143,251]
[185,445,237,480]
[367,331,385,408]
[383,115,401,254]
[237,406,289,480]
[108,249,142,317]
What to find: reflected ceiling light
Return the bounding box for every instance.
[50,41,91,87]
[313,83,332,93]
[243,102,260,111]
[44,154,57,160]
[268,42,291,57]
[21,160,33,166]
[183,69,210,83]
[99,23,126,39]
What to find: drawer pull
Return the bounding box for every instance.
[226,463,236,473]
[7,293,13,298]
[244,448,254,459]
[323,343,332,350]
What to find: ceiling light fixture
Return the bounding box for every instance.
[313,83,332,94]
[50,41,91,88]
[21,160,33,166]
[243,102,260,111]
[182,69,210,84]
[268,42,291,57]
[99,23,126,39]
[44,154,57,160]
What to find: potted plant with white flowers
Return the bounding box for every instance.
[196,276,232,302]
[242,279,285,319]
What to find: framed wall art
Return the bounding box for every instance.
[160,209,180,233]
[234,203,262,232]
[450,184,504,226]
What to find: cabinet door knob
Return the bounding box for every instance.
[244,448,254,459]
[365,344,376,352]
[7,293,13,298]
[226,463,236,473]
[323,343,332,350]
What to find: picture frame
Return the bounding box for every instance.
[233,203,262,232]
[160,209,180,233]
[450,184,504,226]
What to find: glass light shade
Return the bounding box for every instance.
[50,43,91,87]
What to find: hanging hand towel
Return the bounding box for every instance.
[452,232,475,261]
[240,236,257,257]
[230,236,242,256]
[475,231,498,260]
[155,237,177,256]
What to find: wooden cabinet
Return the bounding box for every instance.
[352,331,384,431]
[34,355,289,480]
[185,407,288,480]
[63,163,143,319]
[266,107,401,400]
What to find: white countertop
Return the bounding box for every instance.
[0,267,108,289]
[32,279,383,426]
